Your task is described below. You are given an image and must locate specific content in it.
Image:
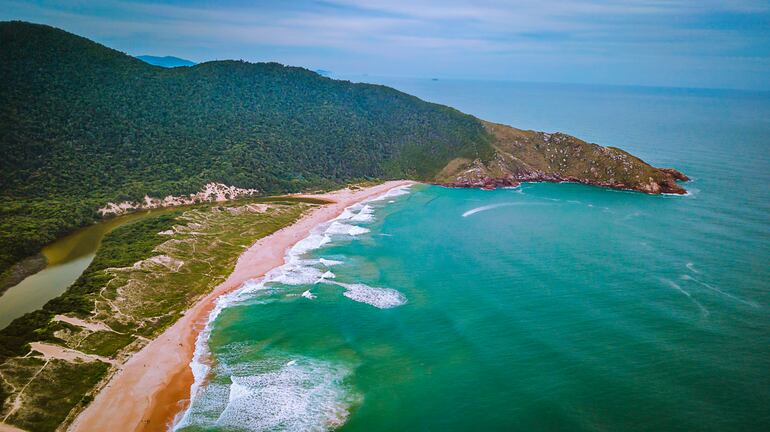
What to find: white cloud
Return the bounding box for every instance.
[1,0,768,89]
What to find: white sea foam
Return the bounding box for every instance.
[368,184,412,202]
[335,202,375,223]
[301,290,316,299]
[321,271,336,279]
[175,282,254,429]
[175,227,335,429]
[291,233,331,256]
[686,262,700,273]
[350,204,374,222]
[319,258,342,267]
[335,206,356,221]
[179,356,358,431]
[325,221,370,236]
[331,282,407,309]
[218,359,355,431]
[271,264,324,286]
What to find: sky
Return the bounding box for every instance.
[2,0,770,90]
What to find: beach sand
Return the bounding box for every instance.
[70,180,413,432]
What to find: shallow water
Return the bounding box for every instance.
[180,81,769,431]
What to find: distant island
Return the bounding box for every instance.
[136,55,195,67]
[0,21,690,431]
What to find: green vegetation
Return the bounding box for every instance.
[0,21,492,278]
[77,331,135,358]
[4,359,110,432]
[0,198,319,431]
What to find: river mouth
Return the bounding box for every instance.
[0,208,173,329]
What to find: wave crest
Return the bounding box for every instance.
[332,282,407,309]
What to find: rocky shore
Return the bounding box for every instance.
[438,167,689,194]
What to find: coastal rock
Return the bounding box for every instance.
[658,167,690,182]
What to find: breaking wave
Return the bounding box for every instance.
[331,282,407,309]
[368,184,412,202]
[325,221,370,236]
[319,258,342,267]
[177,355,359,431]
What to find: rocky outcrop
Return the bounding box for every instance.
[436,121,689,195]
[657,167,690,182]
[98,183,259,216]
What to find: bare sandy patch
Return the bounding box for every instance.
[28,342,114,365]
[53,315,114,333]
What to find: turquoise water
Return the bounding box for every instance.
[178,82,769,431]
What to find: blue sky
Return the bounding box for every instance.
[2,0,769,90]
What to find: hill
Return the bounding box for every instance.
[0,21,687,282]
[136,55,195,67]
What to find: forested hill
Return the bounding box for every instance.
[0,21,492,277]
[1,21,491,198]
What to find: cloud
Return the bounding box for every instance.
[1,0,768,89]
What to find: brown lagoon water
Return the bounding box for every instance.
[0,209,168,329]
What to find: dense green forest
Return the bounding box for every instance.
[0,21,493,277]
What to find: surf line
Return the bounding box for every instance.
[173,183,412,430]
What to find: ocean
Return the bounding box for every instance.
[175,80,770,431]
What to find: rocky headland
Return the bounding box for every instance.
[436,121,689,194]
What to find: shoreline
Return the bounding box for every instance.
[70,180,414,432]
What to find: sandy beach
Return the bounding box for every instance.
[70,180,413,432]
